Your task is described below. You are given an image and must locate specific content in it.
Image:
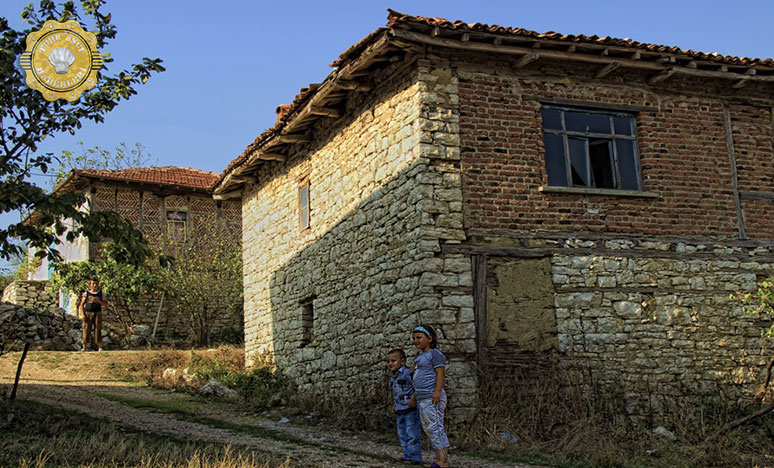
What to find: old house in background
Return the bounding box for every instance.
[16,166,242,341]
[214,11,774,417]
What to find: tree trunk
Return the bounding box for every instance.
[9,343,30,403]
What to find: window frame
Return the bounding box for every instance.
[298,177,310,232]
[166,210,187,243]
[541,104,643,191]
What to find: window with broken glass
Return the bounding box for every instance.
[541,105,641,191]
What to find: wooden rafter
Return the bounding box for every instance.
[595,61,621,78]
[277,134,312,144]
[335,80,373,92]
[309,106,343,118]
[256,153,287,161]
[513,52,540,69]
[648,67,677,84]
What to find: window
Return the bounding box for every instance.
[299,179,310,230]
[541,105,641,191]
[300,296,315,347]
[166,211,187,242]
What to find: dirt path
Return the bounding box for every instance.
[1,351,539,468]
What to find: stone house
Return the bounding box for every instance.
[23,166,242,341]
[213,11,774,416]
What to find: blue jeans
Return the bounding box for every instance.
[396,409,422,462]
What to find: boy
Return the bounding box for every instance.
[387,348,422,465]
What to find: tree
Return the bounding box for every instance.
[156,217,242,347]
[51,141,157,188]
[0,1,165,265]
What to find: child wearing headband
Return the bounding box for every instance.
[411,324,450,468]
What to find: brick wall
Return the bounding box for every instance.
[457,55,773,239]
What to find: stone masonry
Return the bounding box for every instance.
[2,281,57,311]
[230,13,774,420]
[242,57,478,417]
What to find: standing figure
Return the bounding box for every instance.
[412,324,450,468]
[387,348,423,465]
[79,278,108,351]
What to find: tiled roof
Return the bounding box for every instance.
[214,10,774,193]
[72,166,218,191]
[383,9,774,67]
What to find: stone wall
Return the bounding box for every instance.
[242,56,479,417]
[2,281,57,311]
[463,230,774,415]
[0,302,82,351]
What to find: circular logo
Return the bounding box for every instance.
[20,20,104,102]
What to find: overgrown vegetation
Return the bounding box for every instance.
[154,217,243,347]
[131,347,294,412]
[0,399,290,468]
[446,364,774,468]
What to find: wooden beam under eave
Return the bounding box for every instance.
[648,68,676,85]
[595,61,621,78]
[732,78,750,89]
[213,188,243,201]
[389,29,774,85]
[513,52,540,69]
[256,153,287,161]
[277,134,312,144]
[309,106,343,118]
[335,80,374,92]
[232,175,257,184]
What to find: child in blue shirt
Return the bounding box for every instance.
[387,348,422,465]
[412,324,450,468]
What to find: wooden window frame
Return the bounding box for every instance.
[541,104,643,192]
[166,210,187,243]
[298,177,310,232]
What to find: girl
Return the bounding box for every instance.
[411,324,450,468]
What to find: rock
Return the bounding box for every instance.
[162,368,178,380]
[133,325,151,337]
[652,426,676,441]
[499,432,518,444]
[199,378,237,399]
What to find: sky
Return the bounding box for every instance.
[2,0,773,269]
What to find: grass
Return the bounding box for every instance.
[6,348,774,467]
[0,399,290,468]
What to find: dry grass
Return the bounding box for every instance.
[446,362,774,467]
[1,399,291,468]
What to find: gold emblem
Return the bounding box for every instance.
[20,20,104,102]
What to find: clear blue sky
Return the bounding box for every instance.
[2,0,773,268]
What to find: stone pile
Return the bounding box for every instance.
[0,302,81,351]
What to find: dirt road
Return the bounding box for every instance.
[0,350,536,468]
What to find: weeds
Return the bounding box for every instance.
[135,346,294,411]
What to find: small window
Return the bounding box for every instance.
[300,297,315,347]
[166,211,187,242]
[299,179,310,230]
[541,105,641,191]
